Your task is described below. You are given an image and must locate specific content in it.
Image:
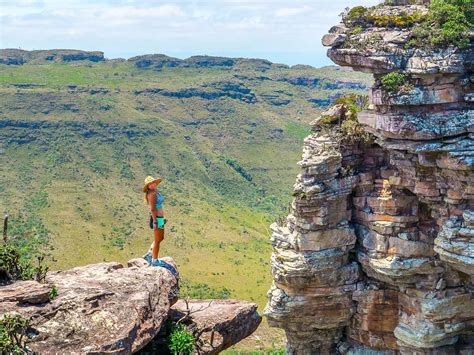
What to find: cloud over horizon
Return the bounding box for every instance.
[0,0,380,67]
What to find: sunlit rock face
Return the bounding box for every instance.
[265,0,473,353]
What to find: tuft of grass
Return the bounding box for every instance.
[316,94,373,147]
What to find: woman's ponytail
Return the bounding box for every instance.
[144,188,149,204]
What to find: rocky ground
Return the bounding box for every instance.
[0,257,261,354]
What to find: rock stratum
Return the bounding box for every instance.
[0,49,105,65]
[0,257,261,354]
[265,0,473,353]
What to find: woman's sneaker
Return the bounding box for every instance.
[143,251,152,264]
[151,259,179,278]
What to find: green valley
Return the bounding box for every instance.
[0,50,371,350]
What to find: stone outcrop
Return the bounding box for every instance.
[1,258,179,354]
[265,0,473,353]
[127,54,276,71]
[134,81,257,103]
[1,257,262,353]
[0,49,105,65]
[168,299,262,354]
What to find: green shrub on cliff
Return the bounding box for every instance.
[168,323,195,355]
[408,0,472,48]
[343,6,370,26]
[0,313,31,354]
[0,242,48,283]
[380,72,414,94]
[316,94,373,147]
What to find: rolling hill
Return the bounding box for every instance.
[0,49,371,350]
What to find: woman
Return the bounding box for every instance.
[143,175,166,266]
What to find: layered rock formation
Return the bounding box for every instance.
[168,299,262,354]
[1,258,261,353]
[265,0,473,353]
[2,258,179,353]
[0,49,105,64]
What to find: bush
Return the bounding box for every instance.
[407,0,471,48]
[222,157,252,182]
[380,72,412,94]
[0,313,31,354]
[168,323,195,355]
[0,242,48,284]
[334,94,369,119]
[316,94,373,147]
[343,6,369,26]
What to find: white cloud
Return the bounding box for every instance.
[99,4,184,20]
[1,0,381,67]
[275,6,312,17]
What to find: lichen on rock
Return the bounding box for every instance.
[265,0,473,353]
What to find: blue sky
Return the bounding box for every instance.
[1,0,379,67]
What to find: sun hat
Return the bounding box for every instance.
[143,175,162,192]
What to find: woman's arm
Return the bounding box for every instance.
[149,192,158,227]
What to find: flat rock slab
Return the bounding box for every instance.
[1,259,179,354]
[169,299,262,354]
[0,280,51,304]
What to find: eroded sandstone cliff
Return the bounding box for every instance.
[265,0,473,353]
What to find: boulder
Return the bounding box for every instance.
[168,299,262,354]
[0,259,179,354]
[0,280,51,305]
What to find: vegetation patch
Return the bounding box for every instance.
[0,242,48,284]
[342,6,425,28]
[221,157,253,182]
[315,94,374,147]
[342,0,472,49]
[380,72,414,94]
[408,0,472,49]
[167,323,196,355]
[0,313,32,354]
[180,278,233,299]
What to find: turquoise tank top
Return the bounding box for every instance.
[156,191,165,209]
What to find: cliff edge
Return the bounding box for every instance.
[0,257,261,354]
[265,0,473,353]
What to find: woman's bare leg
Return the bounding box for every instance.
[152,228,164,259]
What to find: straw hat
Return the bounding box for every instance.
[143,175,162,192]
